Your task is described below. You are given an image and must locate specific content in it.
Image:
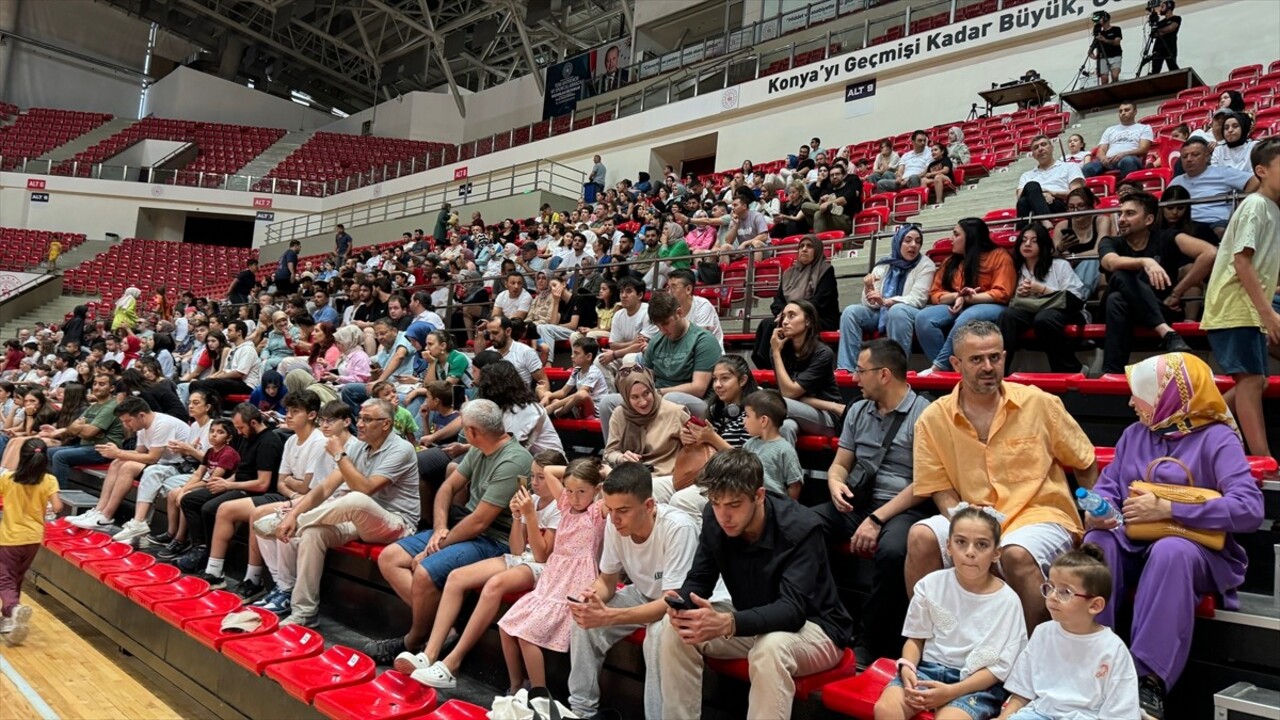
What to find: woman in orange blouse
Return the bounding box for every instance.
[914,217,1017,373]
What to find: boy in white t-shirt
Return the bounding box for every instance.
[998,544,1139,720]
[542,337,608,418]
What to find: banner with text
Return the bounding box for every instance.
[542,40,632,119]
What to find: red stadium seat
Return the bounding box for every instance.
[129,575,212,610]
[82,549,156,581]
[105,563,182,594]
[63,540,133,569]
[707,647,857,700]
[222,625,327,675]
[1123,168,1171,193]
[184,605,280,650]
[1083,175,1115,197]
[154,590,244,629]
[909,370,961,392]
[313,671,439,720]
[266,645,377,703]
[43,526,108,556]
[822,658,936,719]
[419,700,491,720]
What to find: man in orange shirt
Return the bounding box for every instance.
[906,320,1098,630]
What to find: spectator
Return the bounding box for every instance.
[1017,134,1086,221]
[761,299,843,436]
[275,240,301,295]
[876,130,930,192]
[339,317,418,414]
[599,292,717,443]
[119,365,189,422]
[259,312,299,373]
[284,368,339,405]
[475,361,562,456]
[190,320,262,400]
[229,259,259,305]
[585,155,607,203]
[802,164,860,234]
[1098,191,1218,372]
[603,364,688,477]
[42,373,124,486]
[751,235,838,368]
[0,389,55,460]
[838,224,936,371]
[567,463,703,720]
[1083,353,1263,720]
[659,449,851,720]
[369,399,530,665]
[66,397,188,530]
[1168,137,1259,236]
[112,287,141,332]
[908,321,1097,630]
[334,224,353,261]
[248,369,287,415]
[814,339,933,662]
[740,390,803,499]
[947,126,971,165]
[129,389,221,550]
[1000,224,1088,374]
[921,142,956,204]
[542,337,607,418]
[666,269,723,349]
[176,404,284,572]
[914,218,1017,374]
[1052,187,1114,299]
[1201,137,1280,460]
[310,289,339,326]
[1063,133,1092,164]
[321,325,371,387]
[484,317,549,391]
[867,139,900,186]
[1211,112,1257,173]
[768,181,813,239]
[536,276,581,364]
[1082,102,1153,178]
[493,273,533,320]
[1155,185,1218,245]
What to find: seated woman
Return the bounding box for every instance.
[1083,353,1264,719]
[1155,185,1218,245]
[946,126,970,165]
[921,142,955,204]
[768,181,813,239]
[258,311,299,372]
[914,218,1017,373]
[1210,111,1256,173]
[124,362,190,422]
[838,224,936,372]
[178,330,228,405]
[151,332,178,381]
[568,279,618,345]
[320,325,371,387]
[0,384,85,470]
[764,300,843,436]
[751,235,838,368]
[248,369,287,415]
[999,224,1088,374]
[603,363,687,477]
[0,388,57,463]
[866,139,900,186]
[1053,187,1114,300]
[536,275,581,364]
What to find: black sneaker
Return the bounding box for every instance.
[236,578,267,601]
[363,636,408,666]
[142,530,172,548]
[1161,331,1190,353]
[198,573,227,590]
[1139,675,1166,720]
[176,546,209,574]
[157,539,191,560]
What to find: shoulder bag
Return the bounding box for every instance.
[1124,456,1225,551]
[846,405,909,511]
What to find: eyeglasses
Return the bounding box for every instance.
[854,366,886,375]
[1040,582,1096,602]
[357,415,391,424]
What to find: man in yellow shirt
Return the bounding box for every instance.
[906,320,1098,630]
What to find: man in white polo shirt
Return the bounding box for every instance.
[876,130,931,192]
[1083,102,1154,178]
[1017,134,1086,222]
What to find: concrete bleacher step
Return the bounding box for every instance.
[1214,682,1280,719]
[230,129,320,190]
[0,237,119,338]
[37,116,137,163]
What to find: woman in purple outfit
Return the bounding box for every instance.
[1084,352,1263,720]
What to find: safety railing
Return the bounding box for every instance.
[262,160,586,246]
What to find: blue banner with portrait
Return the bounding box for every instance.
[543,54,594,119]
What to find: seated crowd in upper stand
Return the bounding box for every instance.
[0,120,1276,720]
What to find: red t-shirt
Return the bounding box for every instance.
[204,445,241,475]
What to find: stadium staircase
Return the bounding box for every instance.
[227,128,320,192]
[0,237,119,338]
[36,116,137,163]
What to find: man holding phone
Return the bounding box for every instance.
[565,463,708,720]
[659,449,851,720]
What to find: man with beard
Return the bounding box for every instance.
[904,320,1098,632]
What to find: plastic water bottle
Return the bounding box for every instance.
[1076,488,1123,525]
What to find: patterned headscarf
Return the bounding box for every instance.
[1125,352,1236,439]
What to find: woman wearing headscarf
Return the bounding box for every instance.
[259,310,299,372]
[1083,353,1263,719]
[112,287,141,331]
[1210,111,1257,172]
[284,368,339,405]
[751,234,838,368]
[248,369,287,414]
[836,224,936,372]
[61,305,88,348]
[603,363,688,476]
[946,126,971,165]
[120,334,143,370]
[320,325,371,386]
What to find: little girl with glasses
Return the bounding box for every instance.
[876,505,1026,720]
[996,544,1139,719]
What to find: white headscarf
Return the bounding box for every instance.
[115,287,140,310]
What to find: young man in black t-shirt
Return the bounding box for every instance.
[1090,15,1123,85]
[1150,2,1181,74]
[229,259,259,304]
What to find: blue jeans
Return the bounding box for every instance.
[915,303,1007,369]
[340,382,369,417]
[1074,258,1101,300]
[838,303,920,371]
[397,530,505,588]
[47,444,111,485]
[1082,156,1143,178]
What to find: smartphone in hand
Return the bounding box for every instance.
[664,595,691,611]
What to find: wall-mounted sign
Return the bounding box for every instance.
[454,167,469,181]
[30,192,49,203]
[457,182,473,199]
[253,197,273,208]
[26,179,46,190]
[256,211,275,222]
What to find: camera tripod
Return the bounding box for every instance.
[1066,38,1097,93]
[1135,21,1160,76]
[967,103,982,121]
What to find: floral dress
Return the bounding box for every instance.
[497,492,605,652]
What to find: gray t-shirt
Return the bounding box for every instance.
[347,434,422,526]
[838,389,932,503]
[590,162,607,187]
[456,437,533,543]
[743,436,804,495]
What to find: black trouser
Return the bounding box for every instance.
[813,499,936,659]
[1151,43,1178,74]
[180,488,251,547]
[1016,181,1066,221]
[275,277,297,295]
[1001,294,1085,374]
[190,378,251,403]
[1102,269,1181,373]
[750,318,778,370]
[228,293,250,305]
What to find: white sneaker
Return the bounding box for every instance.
[410,660,457,689]
[114,519,151,544]
[2,605,32,646]
[916,367,936,377]
[393,651,432,675]
[67,509,104,528]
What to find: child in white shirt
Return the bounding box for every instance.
[543,337,607,418]
[876,505,1027,720]
[997,544,1139,720]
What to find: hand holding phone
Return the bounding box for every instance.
[664,595,691,611]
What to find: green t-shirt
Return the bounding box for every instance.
[456,438,533,543]
[644,324,720,389]
[81,399,125,447]
[659,239,692,270]
[392,406,419,441]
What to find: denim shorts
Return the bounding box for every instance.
[887,660,1007,720]
[1207,327,1268,375]
[397,531,505,588]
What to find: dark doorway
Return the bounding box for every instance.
[184,214,254,248]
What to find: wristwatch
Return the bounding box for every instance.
[868,514,885,528]
[332,451,347,464]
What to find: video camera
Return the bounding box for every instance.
[1090,10,1110,34]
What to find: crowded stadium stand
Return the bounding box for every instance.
[1,0,1278,718]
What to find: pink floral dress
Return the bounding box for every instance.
[497,492,606,652]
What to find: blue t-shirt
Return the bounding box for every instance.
[1169,166,1254,226]
[376,332,418,380]
[276,249,298,281]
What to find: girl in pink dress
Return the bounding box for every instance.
[496,457,606,692]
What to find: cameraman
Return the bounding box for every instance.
[1149,0,1181,74]
[1090,11,1123,85]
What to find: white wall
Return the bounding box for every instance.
[144,67,332,131]
[110,139,189,168]
[322,89,467,143]
[461,74,545,142]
